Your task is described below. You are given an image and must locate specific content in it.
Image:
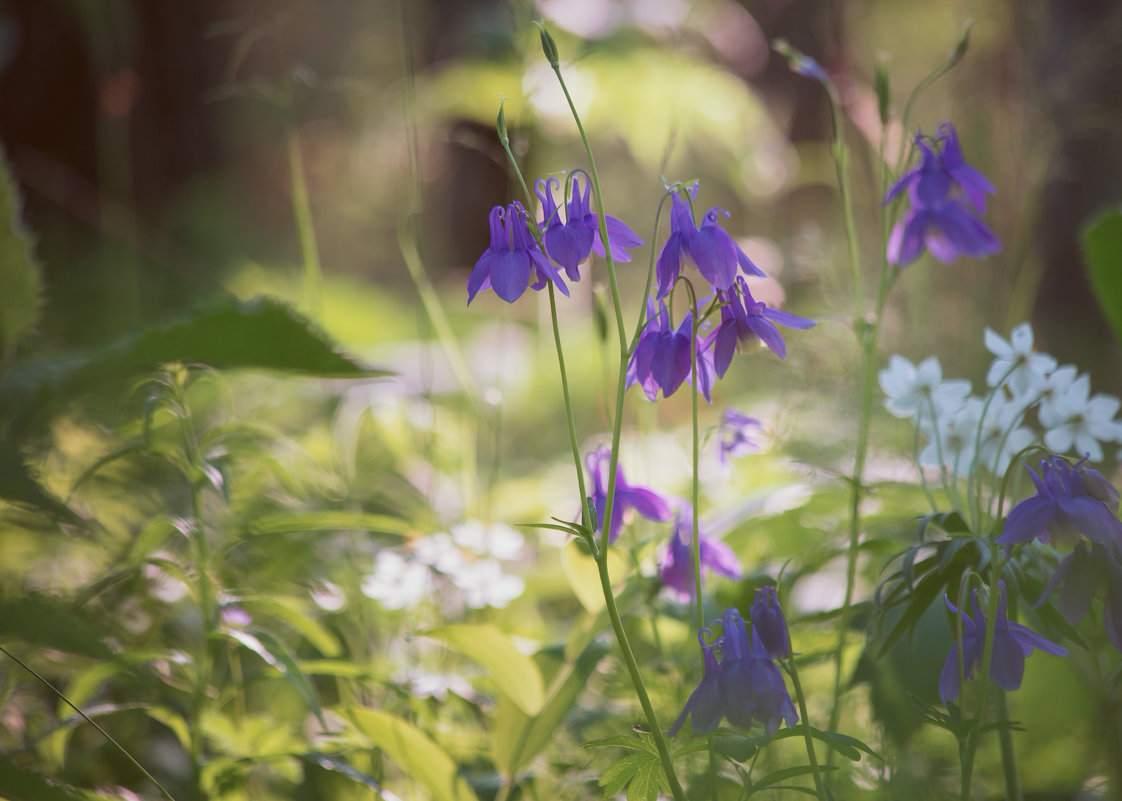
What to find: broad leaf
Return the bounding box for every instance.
[1081,208,1122,346]
[344,707,479,801]
[422,624,544,715]
[0,595,112,658]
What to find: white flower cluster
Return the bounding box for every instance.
[359,520,526,612]
[879,322,1122,477]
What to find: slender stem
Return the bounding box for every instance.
[786,657,828,801]
[960,554,1004,801]
[995,689,1022,801]
[688,285,705,634]
[547,282,593,531]
[0,645,178,801]
[285,125,324,324]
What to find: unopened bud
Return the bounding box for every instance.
[496,100,509,144]
[535,21,559,67]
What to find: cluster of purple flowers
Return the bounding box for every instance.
[467,175,642,305]
[669,592,797,737]
[885,122,1001,266]
[997,456,1122,651]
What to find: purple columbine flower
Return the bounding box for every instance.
[626,298,717,402]
[659,504,741,601]
[669,608,798,737]
[535,175,643,281]
[749,586,790,660]
[997,457,1122,550]
[712,277,817,376]
[467,202,569,304]
[884,122,1001,266]
[718,408,763,465]
[997,457,1122,651]
[938,582,1067,705]
[586,445,673,543]
[656,185,764,298]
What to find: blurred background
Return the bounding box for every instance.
[2,0,1120,390]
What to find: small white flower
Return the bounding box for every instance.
[412,533,464,573]
[1040,374,1122,462]
[401,669,475,701]
[450,520,525,561]
[975,396,1035,475]
[984,323,1056,397]
[879,355,971,422]
[361,551,430,610]
[919,397,982,477]
[311,581,347,612]
[450,558,525,609]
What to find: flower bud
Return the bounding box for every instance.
[535,21,559,67]
[496,100,509,144]
[750,585,790,660]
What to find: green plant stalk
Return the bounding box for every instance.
[995,688,1022,801]
[688,285,705,634]
[0,644,178,801]
[786,656,828,801]
[960,553,1005,801]
[285,125,324,324]
[540,34,687,799]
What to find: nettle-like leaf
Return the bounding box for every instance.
[0,144,42,358]
[1081,207,1122,346]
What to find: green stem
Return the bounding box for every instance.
[995,689,1022,801]
[0,645,178,801]
[285,125,324,324]
[688,284,705,634]
[786,657,828,801]
[547,282,593,532]
[960,553,1004,801]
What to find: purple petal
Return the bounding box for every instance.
[763,306,817,330]
[997,496,1056,547]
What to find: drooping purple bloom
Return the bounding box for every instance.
[467,202,569,304]
[718,408,763,465]
[996,457,1122,549]
[535,176,643,281]
[884,122,1001,266]
[659,505,741,601]
[656,185,764,299]
[938,582,1067,705]
[997,457,1122,651]
[749,586,790,660]
[585,445,673,543]
[626,298,716,402]
[712,277,817,376]
[669,608,798,737]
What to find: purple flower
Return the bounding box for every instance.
[586,445,673,543]
[884,122,1001,266]
[718,409,762,465]
[535,176,643,281]
[670,608,797,737]
[626,298,717,402]
[659,505,741,601]
[997,457,1122,651]
[938,582,1067,705]
[656,185,764,298]
[467,202,569,304]
[712,277,816,376]
[749,586,790,660]
[996,457,1122,549]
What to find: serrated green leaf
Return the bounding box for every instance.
[1081,208,1122,346]
[0,144,41,356]
[0,595,111,658]
[585,733,659,754]
[598,752,653,797]
[0,296,386,438]
[344,707,479,801]
[422,624,544,715]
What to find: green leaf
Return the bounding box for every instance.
[237,595,342,657]
[0,758,85,801]
[422,624,544,715]
[0,144,42,356]
[0,595,112,658]
[244,511,410,539]
[224,627,326,728]
[0,441,76,518]
[492,640,608,777]
[1081,207,1122,346]
[597,751,668,801]
[344,707,479,801]
[0,296,387,437]
[750,764,837,793]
